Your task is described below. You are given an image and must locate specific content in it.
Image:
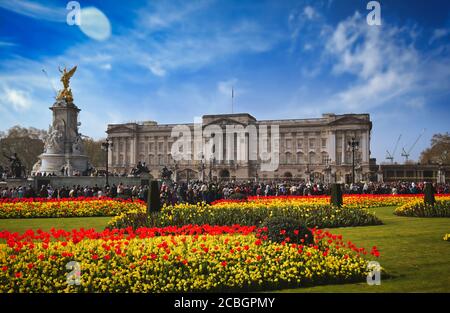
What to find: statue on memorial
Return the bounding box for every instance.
[44,125,64,153]
[32,160,42,175]
[130,161,150,176]
[161,166,173,180]
[3,152,25,178]
[56,66,77,103]
[72,134,84,155]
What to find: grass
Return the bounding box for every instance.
[0,207,449,292]
[0,217,110,234]
[277,206,450,293]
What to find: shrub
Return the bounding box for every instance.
[330,183,343,207]
[147,180,161,213]
[261,216,314,245]
[424,182,436,206]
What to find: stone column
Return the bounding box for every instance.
[107,138,113,167]
[328,131,336,163]
[124,138,128,167]
[166,136,171,163]
[341,132,346,164]
[361,130,369,163]
[132,134,138,166]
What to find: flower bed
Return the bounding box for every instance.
[2,194,449,220]
[108,200,383,229]
[0,198,145,219]
[0,226,379,292]
[394,198,450,217]
[212,194,448,208]
[444,234,450,242]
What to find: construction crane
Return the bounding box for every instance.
[401,129,426,163]
[386,134,402,164]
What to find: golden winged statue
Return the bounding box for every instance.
[56,65,77,103]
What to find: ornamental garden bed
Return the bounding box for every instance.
[394,198,450,217]
[0,225,380,293]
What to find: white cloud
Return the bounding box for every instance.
[137,0,212,30]
[321,13,433,111]
[1,87,31,111]
[405,97,425,109]
[429,28,450,44]
[303,6,318,20]
[0,40,16,47]
[99,63,112,71]
[0,0,65,22]
[217,78,238,97]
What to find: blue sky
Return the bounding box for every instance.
[0,0,449,163]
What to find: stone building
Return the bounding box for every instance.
[106,113,372,183]
[375,163,449,183]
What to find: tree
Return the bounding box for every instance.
[0,126,47,175]
[83,137,106,168]
[419,133,450,165]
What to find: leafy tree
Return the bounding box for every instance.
[83,137,106,168]
[0,126,47,174]
[420,133,450,165]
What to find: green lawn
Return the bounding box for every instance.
[277,206,450,292]
[0,217,110,234]
[0,207,449,292]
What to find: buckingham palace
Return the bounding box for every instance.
[106,113,372,183]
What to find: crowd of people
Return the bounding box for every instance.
[1,180,449,205]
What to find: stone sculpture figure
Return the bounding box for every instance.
[3,153,24,178]
[72,134,84,155]
[161,166,173,180]
[44,125,64,153]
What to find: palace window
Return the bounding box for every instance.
[309,138,315,149]
[296,152,304,164]
[286,152,292,164]
[297,139,303,150]
[286,139,292,150]
[336,153,342,165]
[321,138,327,149]
[321,152,329,165]
[309,152,317,164]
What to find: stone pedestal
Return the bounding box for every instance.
[39,154,89,176]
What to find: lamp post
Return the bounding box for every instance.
[199,153,205,182]
[101,139,113,187]
[347,137,359,184]
[305,163,311,183]
[208,156,216,182]
[324,156,331,183]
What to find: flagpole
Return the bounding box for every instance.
[231,86,234,114]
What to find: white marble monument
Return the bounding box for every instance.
[33,66,89,176]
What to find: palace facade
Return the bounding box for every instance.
[106,113,372,183]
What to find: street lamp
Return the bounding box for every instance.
[347,137,359,184]
[101,138,113,186]
[199,153,205,182]
[208,156,215,182]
